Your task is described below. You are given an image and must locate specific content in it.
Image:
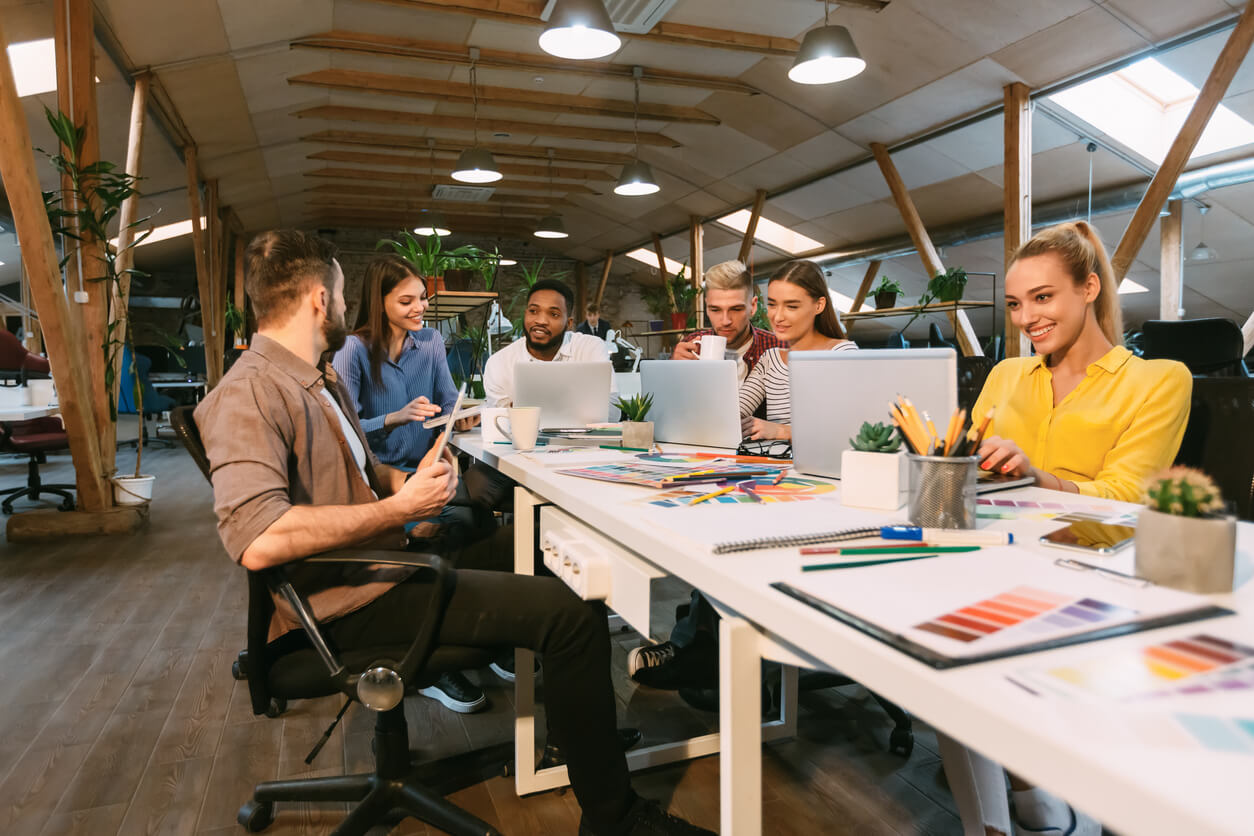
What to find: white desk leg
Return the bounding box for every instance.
[514,487,554,794]
[719,616,761,836]
[937,731,1012,836]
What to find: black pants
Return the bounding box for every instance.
[324,532,634,832]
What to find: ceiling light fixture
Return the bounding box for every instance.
[1190,204,1218,262]
[615,67,660,197]
[535,150,569,239]
[788,0,866,85]
[452,49,503,184]
[539,0,621,60]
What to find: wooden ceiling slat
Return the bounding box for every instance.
[305,166,599,194]
[293,105,678,147]
[287,69,720,124]
[306,181,569,206]
[303,130,636,165]
[292,31,759,96]
[308,197,545,219]
[306,149,612,180]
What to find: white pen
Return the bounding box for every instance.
[879,526,1014,545]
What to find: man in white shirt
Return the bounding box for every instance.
[483,279,613,407]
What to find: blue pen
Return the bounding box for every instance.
[879,526,1013,545]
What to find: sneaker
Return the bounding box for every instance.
[418,671,487,714]
[579,797,715,836]
[489,650,540,683]
[1010,787,1101,836]
[627,632,718,690]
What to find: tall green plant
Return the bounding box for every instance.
[376,231,487,281]
[41,109,151,477]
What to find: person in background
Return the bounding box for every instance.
[739,259,857,441]
[671,260,784,383]
[576,301,611,340]
[331,254,490,716]
[972,220,1191,836]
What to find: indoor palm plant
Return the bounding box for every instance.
[1135,467,1235,592]
[840,421,908,510]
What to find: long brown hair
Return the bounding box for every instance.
[1011,221,1124,346]
[768,259,846,340]
[353,254,426,385]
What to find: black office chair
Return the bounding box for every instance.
[171,406,507,835]
[957,356,997,413]
[1173,377,1254,522]
[1142,318,1250,377]
[928,322,957,351]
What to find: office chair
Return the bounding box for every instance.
[928,322,957,351]
[957,356,996,413]
[1142,318,1250,377]
[119,347,177,449]
[0,417,76,514]
[1174,377,1254,522]
[171,406,507,835]
[0,329,50,386]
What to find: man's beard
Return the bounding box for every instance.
[322,314,348,353]
[525,326,564,353]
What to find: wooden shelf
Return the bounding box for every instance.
[626,328,687,338]
[842,299,994,322]
[424,290,497,322]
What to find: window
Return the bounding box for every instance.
[625,247,685,276]
[715,210,825,255]
[111,218,205,249]
[1116,278,1149,295]
[7,39,57,98]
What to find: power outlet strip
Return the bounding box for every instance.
[540,526,611,600]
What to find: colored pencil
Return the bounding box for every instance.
[692,453,792,464]
[600,444,649,452]
[801,554,940,572]
[736,480,762,502]
[688,485,736,505]
[800,545,978,556]
[771,469,789,485]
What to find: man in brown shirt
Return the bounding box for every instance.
[196,230,710,836]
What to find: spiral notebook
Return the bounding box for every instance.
[713,526,881,555]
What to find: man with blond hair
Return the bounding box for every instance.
[670,259,783,382]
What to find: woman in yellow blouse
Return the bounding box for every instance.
[973,221,1192,503]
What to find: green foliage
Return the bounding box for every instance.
[750,291,770,331]
[224,294,246,338]
[849,421,902,453]
[640,265,694,319]
[1144,466,1225,518]
[902,265,968,332]
[614,392,654,422]
[871,276,904,296]
[376,231,490,282]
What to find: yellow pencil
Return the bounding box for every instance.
[688,485,736,505]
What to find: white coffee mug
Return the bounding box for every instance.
[480,407,508,443]
[494,406,541,451]
[698,334,727,361]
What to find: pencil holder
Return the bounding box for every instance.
[907,454,978,529]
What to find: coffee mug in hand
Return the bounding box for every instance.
[494,406,541,451]
[698,334,727,361]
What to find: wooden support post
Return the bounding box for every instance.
[213,207,230,379]
[736,189,767,265]
[848,260,883,314]
[574,261,587,321]
[110,72,149,408]
[0,14,109,510]
[1003,82,1032,358]
[689,216,705,328]
[871,142,982,356]
[234,233,247,346]
[652,233,677,311]
[1160,199,1184,321]
[594,251,613,308]
[1243,312,1254,355]
[202,181,225,386]
[185,152,211,389]
[1113,3,1254,280]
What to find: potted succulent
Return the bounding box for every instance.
[614,393,655,450]
[871,277,903,310]
[840,421,907,510]
[1135,467,1236,593]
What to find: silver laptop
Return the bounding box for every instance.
[640,360,742,448]
[514,361,613,430]
[790,349,957,479]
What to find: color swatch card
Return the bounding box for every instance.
[640,476,836,509]
[558,460,787,488]
[914,586,1138,644]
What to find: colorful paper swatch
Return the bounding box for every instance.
[913,586,1136,644]
[557,460,784,488]
[1173,714,1254,754]
[642,477,835,508]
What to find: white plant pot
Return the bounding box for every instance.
[1134,508,1236,593]
[113,474,155,506]
[621,421,654,450]
[840,450,907,511]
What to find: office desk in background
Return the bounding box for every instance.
[0,405,60,421]
[454,433,1253,836]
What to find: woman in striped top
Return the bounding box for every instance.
[740,260,858,440]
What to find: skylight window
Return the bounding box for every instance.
[829,290,855,313]
[1117,278,1149,295]
[626,247,685,276]
[7,39,57,98]
[715,210,825,255]
[110,218,204,249]
[1048,57,1254,164]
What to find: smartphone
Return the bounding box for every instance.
[1039,520,1136,555]
[428,382,467,465]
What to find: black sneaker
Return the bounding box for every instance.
[489,650,540,683]
[627,632,718,690]
[578,797,715,836]
[418,671,487,714]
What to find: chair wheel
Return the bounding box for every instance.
[264,697,287,718]
[237,800,275,832]
[231,660,245,681]
[501,760,513,778]
[889,727,914,758]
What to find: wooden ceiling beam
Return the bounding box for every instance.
[308,197,545,219]
[303,129,636,165]
[288,68,719,124]
[305,181,568,206]
[359,0,800,55]
[306,149,612,180]
[292,31,758,95]
[307,213,537,234]
[811,0,888,10]
[305,166,599,194]
[294,105,678,147]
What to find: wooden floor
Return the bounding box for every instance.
[0,431,962,835]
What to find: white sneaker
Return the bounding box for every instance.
[1011,787,1100,836]
[417,671,486,714]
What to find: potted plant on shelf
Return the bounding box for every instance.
[871,277,903,310]
[614,393,655,450]
[225,293,247,349]
[41,109,154,505]
[1135,467,1236,593]
[377,231,488,293]
[840,421,907,510]
[903,266,969,331]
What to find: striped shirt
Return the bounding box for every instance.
[739,343,859,424]
[331,330,458,468]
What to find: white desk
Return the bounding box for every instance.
[0,405,59,421]
[456,434,1253,836]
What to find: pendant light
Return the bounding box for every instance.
[414,140,451,236]
[535,149,569,239]
[539,0,620,60]
[615,67,660,197]
[452,50,503,184]
[1190,204,1218,262]
[788,0,866,85]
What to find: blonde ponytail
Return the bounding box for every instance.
[1011,221,1124,346]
